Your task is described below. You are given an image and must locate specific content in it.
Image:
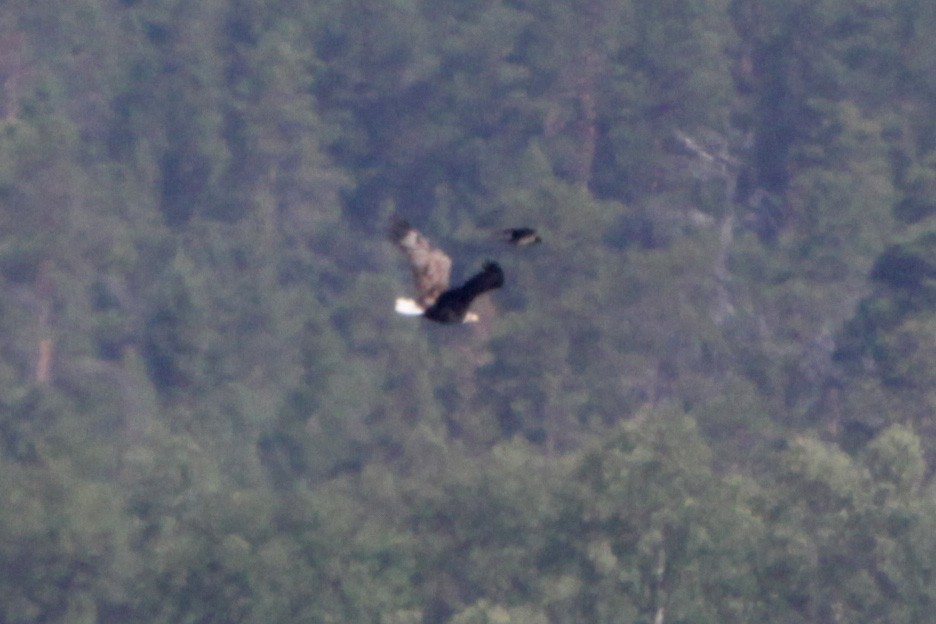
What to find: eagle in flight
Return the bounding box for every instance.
[390,217,504,323]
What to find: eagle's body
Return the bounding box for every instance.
[390,218,452,309]
[390,218,504,324]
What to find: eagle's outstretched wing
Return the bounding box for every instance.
[424,261,504,324]
[389,217,452,309]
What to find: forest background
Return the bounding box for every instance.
[3,0,936,622]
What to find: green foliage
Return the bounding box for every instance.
[0,452,132,624]
[753,431,936,623]
[553,408,763,624]
[865,424,925,495]
[2,0,936,621]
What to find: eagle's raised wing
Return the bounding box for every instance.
[424,261,504,324]
[389,217,452,309]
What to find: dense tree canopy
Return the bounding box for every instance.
[2,0,936,621]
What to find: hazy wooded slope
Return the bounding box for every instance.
[3,1,936,622]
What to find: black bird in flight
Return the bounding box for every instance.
[502,227,542,246]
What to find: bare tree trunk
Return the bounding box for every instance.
[36,338,52,384]
[0,32,25,121]
[652,545,667,624]
[34,261,53,385]
[544,0,609,187]
[570,52,599,186]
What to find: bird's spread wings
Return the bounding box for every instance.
[389,217,452,308]
[424,261,504,324]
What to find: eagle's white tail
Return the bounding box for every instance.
[394,297,425,316]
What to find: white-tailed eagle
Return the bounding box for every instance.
[390,217,504,323]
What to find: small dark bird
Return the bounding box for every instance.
[502,228,542,246]
[390,217,505,324]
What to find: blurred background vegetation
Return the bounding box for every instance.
[3,0,936,622]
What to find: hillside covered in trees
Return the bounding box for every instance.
[4,0,936,622]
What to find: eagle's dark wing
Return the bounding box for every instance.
[424,262,504,324]
[389,217,452,308]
